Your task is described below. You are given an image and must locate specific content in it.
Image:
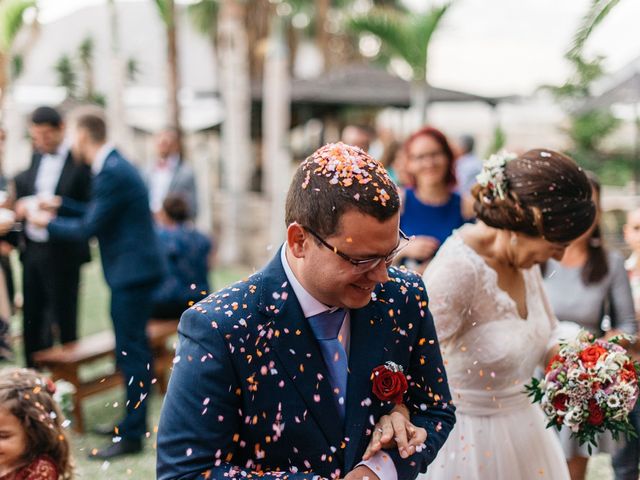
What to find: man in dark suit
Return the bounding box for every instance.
[156,143,455,480]
[13,106,92,368]
[29,108,164,459]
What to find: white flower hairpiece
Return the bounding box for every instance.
[476,151,518,200]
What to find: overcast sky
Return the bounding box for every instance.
[37,0,640,96]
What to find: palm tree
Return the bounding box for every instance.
[348,3,452,123]
[0,0,35,126]
[54,54,77,99]
[78,36,95,100]
[154,0,182,151]
[216,0,252,263]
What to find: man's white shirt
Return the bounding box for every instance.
[26,143,69,242]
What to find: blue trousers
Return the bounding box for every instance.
[612,399,640,480]
[111,281,157,440]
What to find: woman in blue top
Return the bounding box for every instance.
[153,194,213,319]
[398,126,469,273]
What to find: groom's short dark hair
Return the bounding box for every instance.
[285,142,400,237]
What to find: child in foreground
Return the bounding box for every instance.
[0,368,72,480]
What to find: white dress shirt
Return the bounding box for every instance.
[280,246,397,480]
[25,143,69,242]
[148,154,179,213]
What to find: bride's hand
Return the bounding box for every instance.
[362,404,427,461]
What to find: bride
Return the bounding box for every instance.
[419,149,596,479]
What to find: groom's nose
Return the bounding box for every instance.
[365,259,390,284]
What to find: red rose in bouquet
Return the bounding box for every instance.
[588,399,605,426]
[372,362,408,404]
[552,393,568,411]
[580,345,607,368]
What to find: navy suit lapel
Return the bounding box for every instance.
[344,302,389,470]
[260,250,346,465]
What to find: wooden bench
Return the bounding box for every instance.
[33,319,179,433]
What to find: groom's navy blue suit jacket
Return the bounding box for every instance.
[157,249,455,480]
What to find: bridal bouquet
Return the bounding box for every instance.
[526,330,640,451]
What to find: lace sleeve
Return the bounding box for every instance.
[22,457,59,480]
[423,246,479,342]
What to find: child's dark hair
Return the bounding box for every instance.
[0,368,73,479]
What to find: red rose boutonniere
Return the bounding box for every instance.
[372,361,408,404]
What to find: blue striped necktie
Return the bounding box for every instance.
[307,309,348,420]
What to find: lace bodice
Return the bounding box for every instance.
[423,230,558,392]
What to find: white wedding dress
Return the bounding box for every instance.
[419,230,570,480]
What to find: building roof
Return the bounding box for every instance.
[252,64,508,108]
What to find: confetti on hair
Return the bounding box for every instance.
[300,142,394,205]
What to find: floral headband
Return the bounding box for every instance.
[476,151,518,201]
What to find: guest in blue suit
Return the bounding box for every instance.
[29,109,164,460]
[156,143,455,480]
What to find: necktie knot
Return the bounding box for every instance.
[307,309,345,340]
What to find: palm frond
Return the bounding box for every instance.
[348,3,452,81]
[349,9,413,64]
[568,0,620,58]
[0,0,36,53]
[154,0,173,27]
[78,36,94,64]
[188,0,219,36]
[414,3,451,64]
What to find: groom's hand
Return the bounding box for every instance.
[342,464,379,479]
[362,405,427,461]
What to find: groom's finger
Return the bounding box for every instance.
[391,415,409,458]
[406,426,428,453]
[379,418,395,444]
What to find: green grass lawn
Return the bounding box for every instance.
[0,252,619,479]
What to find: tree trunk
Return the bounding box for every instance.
[166,0,183,154]
[262,16,291,248]
[0,52,7,129]
[410,80,429,128]
[217,0,252,264]
[106,0,134,155]
[315,0,330,71]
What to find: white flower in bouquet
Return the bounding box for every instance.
[564,408,584,431]
[607,395,622,409]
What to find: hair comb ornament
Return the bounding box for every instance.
[476,151,518,201]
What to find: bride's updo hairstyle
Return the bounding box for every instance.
[472,149,596,243]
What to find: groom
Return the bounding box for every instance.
[156,143,455,479]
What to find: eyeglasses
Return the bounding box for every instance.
[304,226,412,273]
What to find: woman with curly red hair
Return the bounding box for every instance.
[397,126,469,272]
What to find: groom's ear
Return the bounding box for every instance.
[287,223,307,258]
